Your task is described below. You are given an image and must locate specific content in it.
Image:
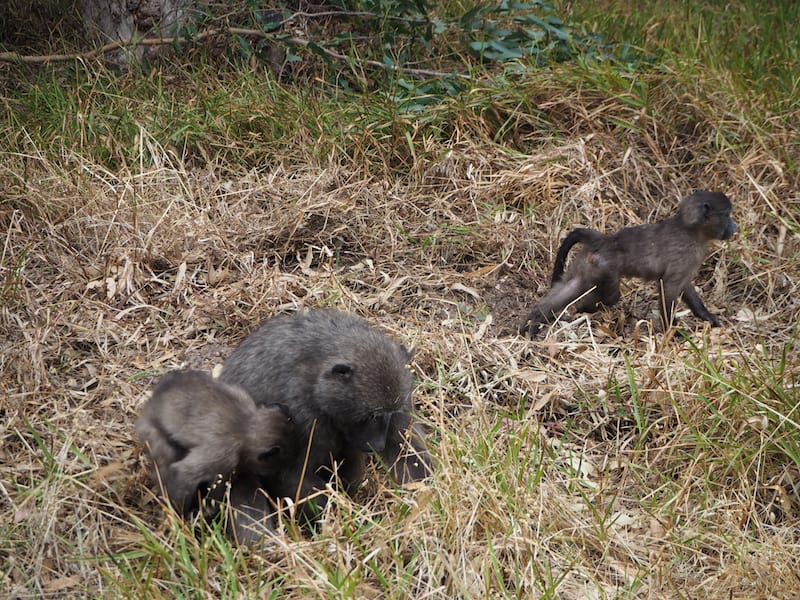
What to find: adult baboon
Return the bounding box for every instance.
[520,190,737,336]
[219,310,432,503]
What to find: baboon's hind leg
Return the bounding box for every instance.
[520,277,597,336]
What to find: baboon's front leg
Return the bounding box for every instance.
[681,283,720,326]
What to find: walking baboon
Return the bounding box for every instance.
[219,310,432,502]
[136,370,299,517]
[520,191,737,336]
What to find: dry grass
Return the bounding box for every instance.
[2,67,800,599]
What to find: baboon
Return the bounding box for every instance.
[136,370,299,520]
[219,310,432,503]
[520,190,737,336]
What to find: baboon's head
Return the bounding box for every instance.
[680,191,737,241]
[314,336,415,453]
[244,404,301,475]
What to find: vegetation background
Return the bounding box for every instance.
[2,1,799,598]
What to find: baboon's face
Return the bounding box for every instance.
[344,411,394,453]
[315,345,415,454]
[682,191,737,240]
[719,212,737,240]
[248,404,300,475]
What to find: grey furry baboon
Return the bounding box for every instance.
[520,190,737,336]
[136,370,299,518]
[219,310,432,502]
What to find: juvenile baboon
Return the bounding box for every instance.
[520,190,737,336]
[219,310,432,502]
[136,370,299,518]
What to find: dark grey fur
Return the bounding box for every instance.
[136,370,299,519]
[520,190,737,336]
[206,473,275,545]
[219,309,432,502]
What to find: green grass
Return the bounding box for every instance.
[5,7,797,185]
[2,0,791,175]
[560,0,800,105]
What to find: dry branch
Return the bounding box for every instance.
[0,26,469,80]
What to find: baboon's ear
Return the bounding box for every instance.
[257,446,281,461]
[681,195,703,227]
[330,363,353,379]
[400,344,415,361]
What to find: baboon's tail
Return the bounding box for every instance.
[551,228,602,284]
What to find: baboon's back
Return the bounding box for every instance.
[220,310,412,423]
